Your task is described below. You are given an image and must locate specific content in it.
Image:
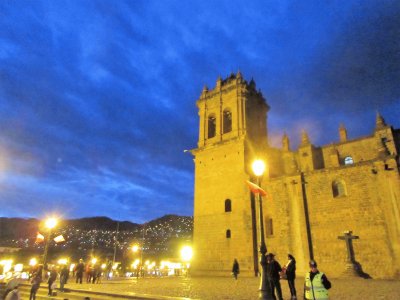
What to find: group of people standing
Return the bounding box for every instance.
[28,258,104,300]
[29,264,61,299]
[232,254,331,300]
[73,259,103,284]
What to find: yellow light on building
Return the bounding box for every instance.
[14,264,23,272]
[160,261,166,269]
[91,258,97,265]
[29,258,37,267]
[180,246,193,262]
[0,260,13,273]
[101,263,106,270]
[58,258,68,265]
[132,244,139,252]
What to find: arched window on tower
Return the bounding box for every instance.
[225,199,232,212]
[332,180,347,197]
[226,229,231,238]
[223,109,232,134]
[208,114,216,138]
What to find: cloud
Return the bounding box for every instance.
[0,0,399,221]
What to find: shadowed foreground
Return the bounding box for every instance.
[62,276,400,300]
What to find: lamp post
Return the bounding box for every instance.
[252,159,272,300]
[131,244,141,278]
[180,245,193,276]
[43,217,58,267]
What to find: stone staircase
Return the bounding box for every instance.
[17,283,190,300]
[18,283,107,300]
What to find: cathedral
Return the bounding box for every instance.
[190,73,400,279]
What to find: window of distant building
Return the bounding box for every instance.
[332,180,347,197]
[226,229,231,238]
[223,109,232,133]
[344,156,354,165]
[207,114,216,138]
[225,199,232,212]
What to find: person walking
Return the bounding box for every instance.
[47,267,58,296]
[266,253,283,300]
[86,262,92,283]
[232,259,240,280]
[29,266,42,300]
[285,254,297,300]
[59,264,69,292]
[75,259,85,284]
[304,260,331,300]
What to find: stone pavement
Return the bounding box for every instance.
[63,276,400,300]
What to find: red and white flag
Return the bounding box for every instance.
[36,232,45,243]
[53,235,65,243]
[246,180,268,197]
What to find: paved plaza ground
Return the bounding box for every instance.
[64,276,400,300]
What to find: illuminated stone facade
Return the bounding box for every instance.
[191,73,400,279]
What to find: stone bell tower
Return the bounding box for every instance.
[191,73,269,275]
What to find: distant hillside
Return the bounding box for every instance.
[0,217,38,239]
[66,216,140,231]
[0,215,191,240]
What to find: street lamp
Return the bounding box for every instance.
[132,244,139,253]
[43,217,58,267]
[131,243,142,278]
[180,245,193,276]
[180,245,193,262]
[251,159,272,300]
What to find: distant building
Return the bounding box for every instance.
[191,73,400,279]
[0,247,21,254]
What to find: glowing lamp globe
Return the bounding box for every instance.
[252,159,266,177]
[180,246,193,262]
[45,218,58,229]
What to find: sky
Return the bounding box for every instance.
[0,0,399,223]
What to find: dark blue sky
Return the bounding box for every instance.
[0,1,399,223]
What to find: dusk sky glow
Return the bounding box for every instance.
[0,1,399,223]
